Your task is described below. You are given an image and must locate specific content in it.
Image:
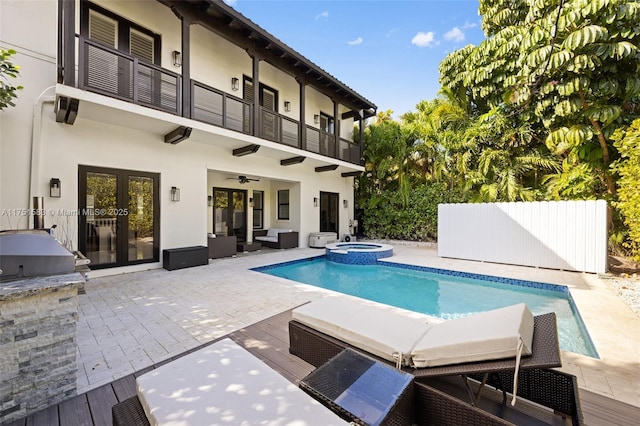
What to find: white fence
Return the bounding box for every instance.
[438,200,608,273]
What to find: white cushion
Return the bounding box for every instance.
[255,236,278,243]
[266,228,292,238]
[293,298,431,365]
[410,303,534,368]
[136,338,346,426]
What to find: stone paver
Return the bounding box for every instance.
[77,244,640,408]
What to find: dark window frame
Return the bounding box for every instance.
[81,0,161,66]
[319,112,335,134]
[243,76,279,112]
[277,189,290,221]
[252,190,264,230]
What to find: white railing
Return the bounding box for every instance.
[437,200,608,273]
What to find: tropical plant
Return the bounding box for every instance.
[440,0,640,200]
[611,119,640,261]
[0,49,22,110]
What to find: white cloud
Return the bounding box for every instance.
[444,27,465,42]
[462,21,479,29]
[315,11,329,20]
[347,37,363,46]
[411,31,437,48]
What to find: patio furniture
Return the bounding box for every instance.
[237,240,261,252]
[254,228,299,249]
[288,298,583,426]
[207,234,237,259]
[162,246,208,270]
[299,348,415,425]
[113,338,346,426]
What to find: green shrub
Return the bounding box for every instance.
[611,118,640,262]
[361,182,465,241]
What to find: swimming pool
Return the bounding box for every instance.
[254,257,599,358]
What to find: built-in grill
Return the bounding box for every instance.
[0,230,82,282]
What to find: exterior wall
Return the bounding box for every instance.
[438,200,608,273]
[1,0,361,277]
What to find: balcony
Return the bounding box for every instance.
[75,37,362,166]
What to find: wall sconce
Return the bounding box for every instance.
[284,101,291,112]
[171,186,180,202]
[249,197,254,207]
[313,197,318,207]
[343,200,348,208]
[314,114,320,124]
[231,77,239,91]
[50,178,61,198]
[207,195,212,206]
[172,50,182,67]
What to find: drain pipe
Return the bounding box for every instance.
[29,86,56,228]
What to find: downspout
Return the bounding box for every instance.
[29,86,57,227]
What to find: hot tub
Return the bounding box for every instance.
[325,242,393,265]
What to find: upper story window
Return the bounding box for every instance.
[243,77,279,112]
[320,112,334,134]
[82,1,160,65]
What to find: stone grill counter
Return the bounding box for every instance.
[0,273,84,423]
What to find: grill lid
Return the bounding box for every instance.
[0,230,76,282]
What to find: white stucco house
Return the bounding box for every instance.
[0,0,376,275]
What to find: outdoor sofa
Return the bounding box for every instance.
[254,228,299,249]
[289,298,583,426]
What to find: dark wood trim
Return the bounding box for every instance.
[251,54,260,136]
[181,16,191,119]
[298,79,306,150]
[333,100,340,159]
[315,164,339,173]
[62,0,75,86]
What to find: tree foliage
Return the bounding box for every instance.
[611,119,640,261]
[439,0,640,200]
[0,49,22,110]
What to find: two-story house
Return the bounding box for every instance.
[0,0,376,275]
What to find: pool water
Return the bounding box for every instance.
[255,257,599,358]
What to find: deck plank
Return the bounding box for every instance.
[86,384,118,426]
[57,395,92,426]
[24,404,58,426]
[110,375,137,403]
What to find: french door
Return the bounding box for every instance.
[79,166,160,269]
[320,192,339,234]
[213,188,247,241]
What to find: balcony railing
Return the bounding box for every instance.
[75,38,361,165]
[192,81,252,134]
[79,38,181,115]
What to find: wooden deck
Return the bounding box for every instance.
[4,309,639,426]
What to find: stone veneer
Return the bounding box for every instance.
[0,273,84,423]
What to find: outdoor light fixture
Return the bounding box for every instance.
[284,101,291,112]
[231,77,239,91]
[313,197,318,207]
[50,178,61,198]
[280,156,306,166]
[232,144,260,156]
[343,200,348,208]
[171,187,180,202]
[249,197,254,207]
[314,114,320,124]
[55,96,79,125]
[207,195,212,206]
[164,126,192,144]
[172,50,182,67]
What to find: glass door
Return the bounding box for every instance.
[79,166,159,269]
[213,188,247,241]
[320,192,339,234]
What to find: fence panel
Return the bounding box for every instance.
[437,200,608,273]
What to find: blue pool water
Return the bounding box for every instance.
[255,257,598,358]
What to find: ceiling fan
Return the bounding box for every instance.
[227,175,260,184]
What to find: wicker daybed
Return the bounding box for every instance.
[288,300,584,426]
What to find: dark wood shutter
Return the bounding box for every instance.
[130,29,154,63]
[89,10,117,47]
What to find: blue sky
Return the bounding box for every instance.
[226,0,485,118]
